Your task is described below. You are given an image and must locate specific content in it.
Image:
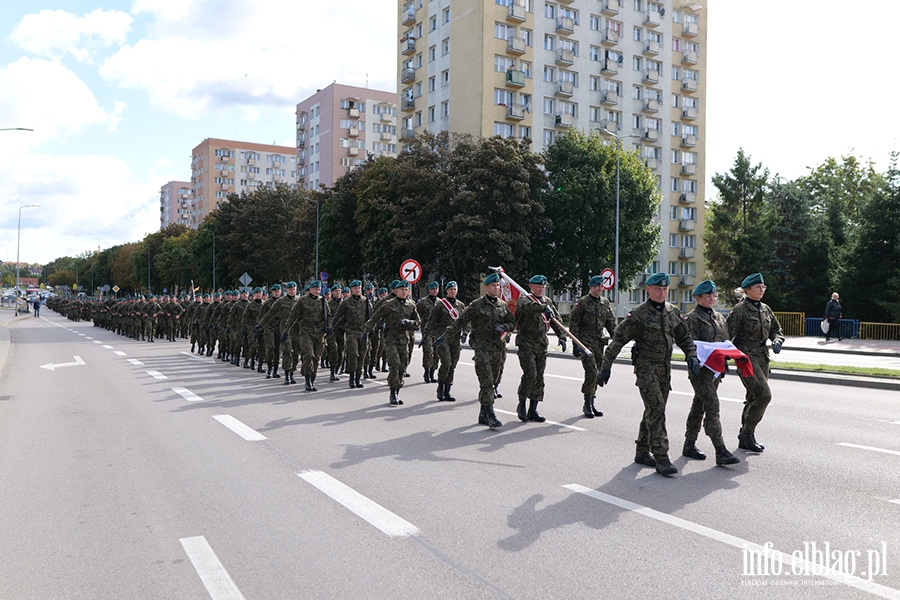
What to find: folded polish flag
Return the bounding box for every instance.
[694,341,753,378]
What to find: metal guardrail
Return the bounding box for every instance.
[859,322,900,341]
[774,312,804,337]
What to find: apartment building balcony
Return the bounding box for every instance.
[683,22,699,37]
[401,127,415,139]
[679,274,695,287]
[598,118,619,132]
[507,36,526,54]
[220,169,229,176]
[556,80,574,97]
[507,3,526,22]
[600,89,617,105]
[297,139,305,149]
[555,113,574,128]
[556,48,574,65]
[601,0,618,15]
[558,0,573,4]
[348,147,359,156]
[381,112,393,123]
[681,163,697,176]
[643,40,660,56]
[348,107,360,119]
[682,78,698,92]
[220,183,229,190]
[506,105,525,120]
[557,16,574,34]
[401,97,415,111]
[221,156,230,162]
[644,156,658,170]
[642,98,659,113]
[401,38,416,55]
[601,58,618,75]
[273,174,282,182]
[681,134,697,147]
[296,120,306,131]
[602,29,619,45]
[644,10,661,27]
[643,127,659,141]
[679,219,695,231]
[682,106,697,120]
[680,191,696,203]
[679,246,695,259]
[642,68,659,85]
[247,158,256,165]
[348,126,359,137]
[400,67,415,83]
[248,172,255,179]
[381,131,394,141]
[402,5,415,25]
[506,69,526,87]
[682,50,698,65]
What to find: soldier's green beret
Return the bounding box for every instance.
[483,273,501,285]
[390,279,401,289]
[309,280,322,288]
[214,292,222,298]
[285,281,297,289]
[378,287,388,294]
[240,288,249,294]
[342,287,350,293]
[445,280,457,290]
[270,284,281,291]
[645,272,670,286]
[203,293,210,298]
[395,280,410,289]
[693,280,717,296]
[427,281,439,290]
[365,282,374,290]
[253,287,263,293]
[741,273,764,288]
[350,280,362,287]
[529,275,548,285]
[588,275,604,287]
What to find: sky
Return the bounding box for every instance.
[1,0,898,266]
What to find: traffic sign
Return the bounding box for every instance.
[599,268,616,290]
[400,259,422,284]
[319,271,329,282]
[112,285,120,293]
[239,272,252,286]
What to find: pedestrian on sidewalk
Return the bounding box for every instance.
[33,299,40,318]
[824,292,842,341]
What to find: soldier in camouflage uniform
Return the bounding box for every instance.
[423,281,466,402]
[364,280,420,405]
[515,275,566,423]
[599,272,700,476]
[325,285,343,381]
[166,294,184,342]
[285,280,331,391]
[229,289,250,365]
[257,284,283,378]
[241,287,264,370]
[569,275,618,419]
[195,295,212,353]
[333,280,371,389]
[438,273,516,429]
[416,281,441,383]
[681,280,740,466]
[142,295,162,342]
[257,282,297,381]
[726,273,784,453]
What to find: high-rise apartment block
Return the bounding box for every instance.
[159,180,192,229]
[187,138,298,227]
[397,0,706,311]
[295,83,399,190]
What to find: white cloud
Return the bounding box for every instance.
[102,1,396,119]
[8,9,133,63]
[0,58,126,151]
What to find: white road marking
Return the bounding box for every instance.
[179,536,246,600]
[93,340,102,344]
[127,359,144,366]
[298,470,419,537]
[564,485,900,599]
[78,333,85,336]
[145,370,167,380]
[113,351,127,356]
[838,443,900,457]
[889,499,900,506]
[85,336,93,340]
[213,415,267,441]
[172,387,204,402]
[181,351,213,362]
[39,356,85,371]
[892,420,900,425]
[494,409,586,431]
[102,345,113,349]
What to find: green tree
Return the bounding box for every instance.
[318,162,369,282]
[155,230,197,294]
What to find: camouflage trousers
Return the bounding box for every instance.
[516,340,547,402]
[473,341,506,406]
[300,332,324,377]
[436,340,461,385]
[282,334,300,373]
[367,332,382,369]
[143,317,157,340]
[264,329,281,370]
[578,336,607,396]
[344,331,366,373]
[421,335,439,370]
[633,357,672,458]
[737,351,772,434]
[244,330,260,361]
[384,335,411,389]
[685,368,725,446]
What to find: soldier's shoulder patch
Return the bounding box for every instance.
[625,312,632,319]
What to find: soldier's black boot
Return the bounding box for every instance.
[309,375,317,391]
[715,445,740,466]
[478,404,489,425]
[266,364,272,379]
[436,382,446,401]
[526,399,546,423]
[654,456,678,476]
[356,372,365,388]
[284,372,290,385]
[248,358,254,370]
[191,343,195,353]
[590,397,603,417]
[424,369,431,383]
[443,384,456,402]
[582,394,594,419]
[389,388,399,405]
[330,366,339,382]
[485,405,502,429]
[289,371,297,384]
[682,440,707,460]
[738,429,764,452]
[349,373,357,389]
[634,450,656,467]
[516,398,528,422]
[304,375,312,391]
[403,370,410,378]
[257,360,264,373]
[493,386,503,399]
[272,366,280,379]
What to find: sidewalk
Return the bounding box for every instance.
[0,307,33,375]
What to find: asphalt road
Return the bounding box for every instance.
[2,313,899,599]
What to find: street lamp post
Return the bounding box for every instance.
[310,198,320,278]
[601,129,640,314]
[15,204,40,315]
[211,231,216,291]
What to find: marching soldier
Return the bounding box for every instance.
[364,280,420,405]
[568,275,617,418]
[682,280,740,466]
[257,282,297,383]
[326,284,343,380]
[416,281,441,383]
[258,284,283,378]
[241,287,264,370]
[423,281,465,402]
[599,273,700,476]
[514,275,566,423]
[437,273,516,429]
[333,280,371,389]
[285,280,331,391]
[229,289,250,365]
[726,273,785,453]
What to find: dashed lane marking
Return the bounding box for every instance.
[180,536,246,600]
[172,387,203,402]
[212,415,267,441]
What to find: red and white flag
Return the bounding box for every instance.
[694,341,754,378]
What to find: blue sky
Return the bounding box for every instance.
[1,0,898,265]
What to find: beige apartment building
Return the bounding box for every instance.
[397,0,706,313]
[188,138,298,227]
[295,83,398,190]
[159,180,192,229]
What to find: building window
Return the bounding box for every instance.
[543,129,555,146]
[428,106,435,123]
[494,122,515,138]
[442,70,450,86]
[495,23,515,40]
[519,125,531,139]
[544,3,556,19]
[441,101,449,117]
[442,38,450,55]
[429,45,436,62]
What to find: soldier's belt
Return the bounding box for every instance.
[634,347,669,361]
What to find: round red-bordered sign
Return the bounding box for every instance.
[599,268,616,290]
[400,259,422,283]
